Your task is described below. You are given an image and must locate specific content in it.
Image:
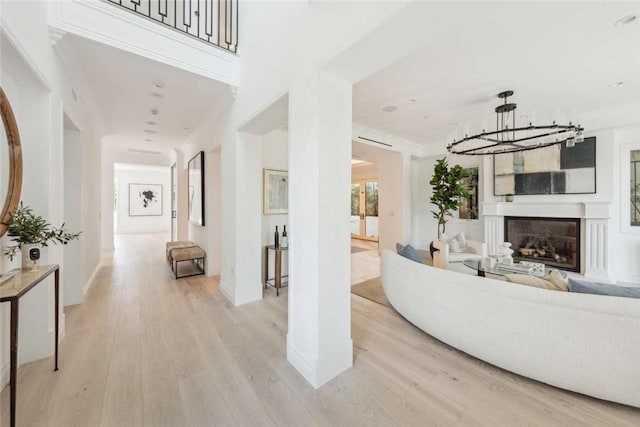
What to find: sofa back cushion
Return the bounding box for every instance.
[568,278,640,299]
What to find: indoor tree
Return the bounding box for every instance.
[430,158,469,238]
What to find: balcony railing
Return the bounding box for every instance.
[106,0,238,53]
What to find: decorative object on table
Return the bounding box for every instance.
[188,151,205,226]
[519,260,546,276]
[3,202,81,271]
[430,158,469,238]
[263,168,288,215]
[447,90,584,156]
[505,193,514,202]
[496,242,514,265]
[128,183,162,216]
[274,225,280,248]
[484,256,498,269]
[0,87,23,241]
[281,225,288,248]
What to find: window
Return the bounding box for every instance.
[458,167,479,220]
[631,149,640,227]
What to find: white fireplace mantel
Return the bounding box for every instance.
[481,201,613,282]
[482,201,611,219]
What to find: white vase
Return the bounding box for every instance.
[21,243,42,271]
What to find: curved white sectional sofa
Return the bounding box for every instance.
[381,250,640,408]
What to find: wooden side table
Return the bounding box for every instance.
[264,245,288,296]
[0,265,60,427]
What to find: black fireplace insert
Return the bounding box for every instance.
[504,216,580,272]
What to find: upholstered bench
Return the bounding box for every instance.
[166,241,206,279]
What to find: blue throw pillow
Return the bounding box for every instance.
[397,243,423,264]
[568,277,640,299]
[396,243,405,254]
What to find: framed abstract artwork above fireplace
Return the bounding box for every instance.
[494,137,596,196]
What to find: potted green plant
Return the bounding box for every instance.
[505,193,514,202]
[3,203,81,271]
[430,158,470,238]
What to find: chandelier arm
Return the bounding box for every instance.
[450,125,580,147]
[450,138,576,155]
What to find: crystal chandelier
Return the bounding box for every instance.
[447,90,584,156]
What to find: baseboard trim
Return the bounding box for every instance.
[207,266,221,276]
[287,337,316,386]
[219,279,234,303]
[83,259,103,296]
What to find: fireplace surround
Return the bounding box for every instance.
[504,216,580,272]
[482,201,612,281]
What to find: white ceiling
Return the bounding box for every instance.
[65,35,232,149]
[353,2,640,148]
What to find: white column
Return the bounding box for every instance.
[287,70,353,388]
[584,219,614,283]
[484,215,503,256]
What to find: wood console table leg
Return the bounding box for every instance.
[275,249,282,297]
[10,299,19,427]
[54,268,59,371]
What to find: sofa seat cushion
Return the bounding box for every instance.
[449,252,482,263]
[568,277,640,299]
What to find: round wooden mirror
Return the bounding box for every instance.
[0,87,23,238]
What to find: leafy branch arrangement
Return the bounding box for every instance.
[3,202,81,261]
[430,158,470,237]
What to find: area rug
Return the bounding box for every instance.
[351,246,369,254]
[351,276,391,308]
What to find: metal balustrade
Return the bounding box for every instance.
[105,0,238,53]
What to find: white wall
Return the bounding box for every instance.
[0,0,103,388]
[114,165,171,234]
[612,125,640,283]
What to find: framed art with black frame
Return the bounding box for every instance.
[188,151,205,226]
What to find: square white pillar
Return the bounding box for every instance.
[287,70,353,388]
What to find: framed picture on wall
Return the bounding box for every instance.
[263,168,288,215]
[494,137,596,196]
[188,151,205,226]
[129,183,163,216]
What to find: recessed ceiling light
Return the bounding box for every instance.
[449,122,459,127]
[423,115,430,119]
[184,127,190,130]
[145,121,156,125]
[614,14,637,26]
[407,99,416,104]
[150,92,164,98]
[145,138,153,142]
[382,105,397,113]
[608,81,624,87]
[151,108,158,115]
[144,129,157,134]
[152,80,165,89]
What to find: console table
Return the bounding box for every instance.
[0,265,60,427]
[264,245,288,296]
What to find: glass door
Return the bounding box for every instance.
[351,179,379,241]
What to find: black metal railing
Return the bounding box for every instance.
[106,0,238,53]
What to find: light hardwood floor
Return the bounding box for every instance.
[2,233,639,426]
[351,238,380,285]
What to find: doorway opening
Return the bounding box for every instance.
[350,178,379,241]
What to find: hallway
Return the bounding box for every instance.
[2,234,640,426]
